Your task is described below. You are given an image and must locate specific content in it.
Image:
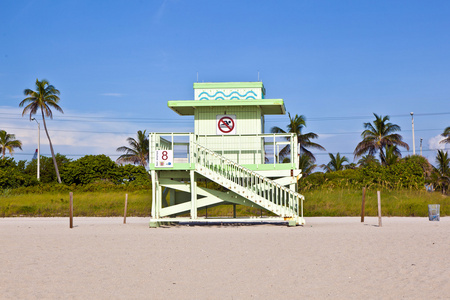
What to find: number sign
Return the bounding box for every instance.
[155,150,173,168]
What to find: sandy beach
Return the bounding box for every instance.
[1,217,449,299]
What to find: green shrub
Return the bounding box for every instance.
[300,156,428,191]
[61,154,116,185]
[0,158,39,189]
[60,155,151,186]
[23,154,71,183]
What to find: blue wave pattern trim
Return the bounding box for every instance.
[198,90,257,100]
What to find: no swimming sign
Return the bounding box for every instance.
[216,115,236,135]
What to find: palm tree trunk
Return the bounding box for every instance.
[41,110,62,184]
[379,148,386,166]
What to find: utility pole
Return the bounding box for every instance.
[410,112,415,155]
[31,118,40,181]
[420,138,423,156]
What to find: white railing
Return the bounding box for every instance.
[149,133,192,165]
[149,132,298,168]
[195,133,297,166]
[193,142,303,220]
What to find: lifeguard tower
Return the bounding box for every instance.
[149,82,305,226]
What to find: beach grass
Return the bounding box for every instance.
[0,188,447,217]
[303,188,448,217]
[0,191,151,217]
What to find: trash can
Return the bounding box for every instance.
[428,204,440,221]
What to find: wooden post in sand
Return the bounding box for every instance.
[377,191,382,227]
[361,187,366,222]
[123,194,128,224]
[69,192,73,229]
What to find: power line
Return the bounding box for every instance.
[307,112,450,121]
[0,126,147,135]
[1,111,449,123]
[318,128,443,135]
[0,116,191,124]
[0,125,442,136]
[311,148,447,156]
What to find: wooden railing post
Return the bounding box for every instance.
[123,194,128,224]
[377,191,382,227]
[69,192,73,229]
[361,187,366,222]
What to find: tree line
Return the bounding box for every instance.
[0,154,150,190]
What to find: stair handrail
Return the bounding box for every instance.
[192,142,304,218]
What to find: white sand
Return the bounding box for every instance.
[0,217,449,299]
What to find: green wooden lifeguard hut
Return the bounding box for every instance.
[149,82,305,226]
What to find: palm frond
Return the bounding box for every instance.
[116,130,149,167]
[439,126,450,144]
[0,130,23,158]
[270,126,285,134]
[354,113,408,164]
[271,112,325,162]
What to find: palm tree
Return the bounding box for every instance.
[436,150,449,176]
[297,154,317,176]
[20,79,63,183]
[0,130,23,158]
[440,126,450,144]
[116,130,149,167]
[434,150,450,194]
[346,163,358,169]
[384,145,400,166]
[271,113,325,163]
[357,154,380,167]
[321,153,349,172]
[354,113,409,165]
[282,154,317,176]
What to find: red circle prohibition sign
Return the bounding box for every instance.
[218,117,235,133]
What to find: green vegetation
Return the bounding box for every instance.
[26,154,71,184]
[1,187,447,218]
[440,126,450,144]
[116,130,149,167]
[0,153,153,217]
[297,154,317,175]
[271,112,325,163]
[354,113,409,165]
[321,152,349,172]
[432,150,450,194]
[61,154,150,185]
[0,130,23,158]
[302,188,448,217]
[0,157,39,189]
[296,153,449,217]
[1,189,151,217]
[300,155,430,190]
[0,154,151,190]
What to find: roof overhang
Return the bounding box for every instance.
[167,99,286,116]
[193,82,264,89]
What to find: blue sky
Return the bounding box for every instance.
[1,0,449,168]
